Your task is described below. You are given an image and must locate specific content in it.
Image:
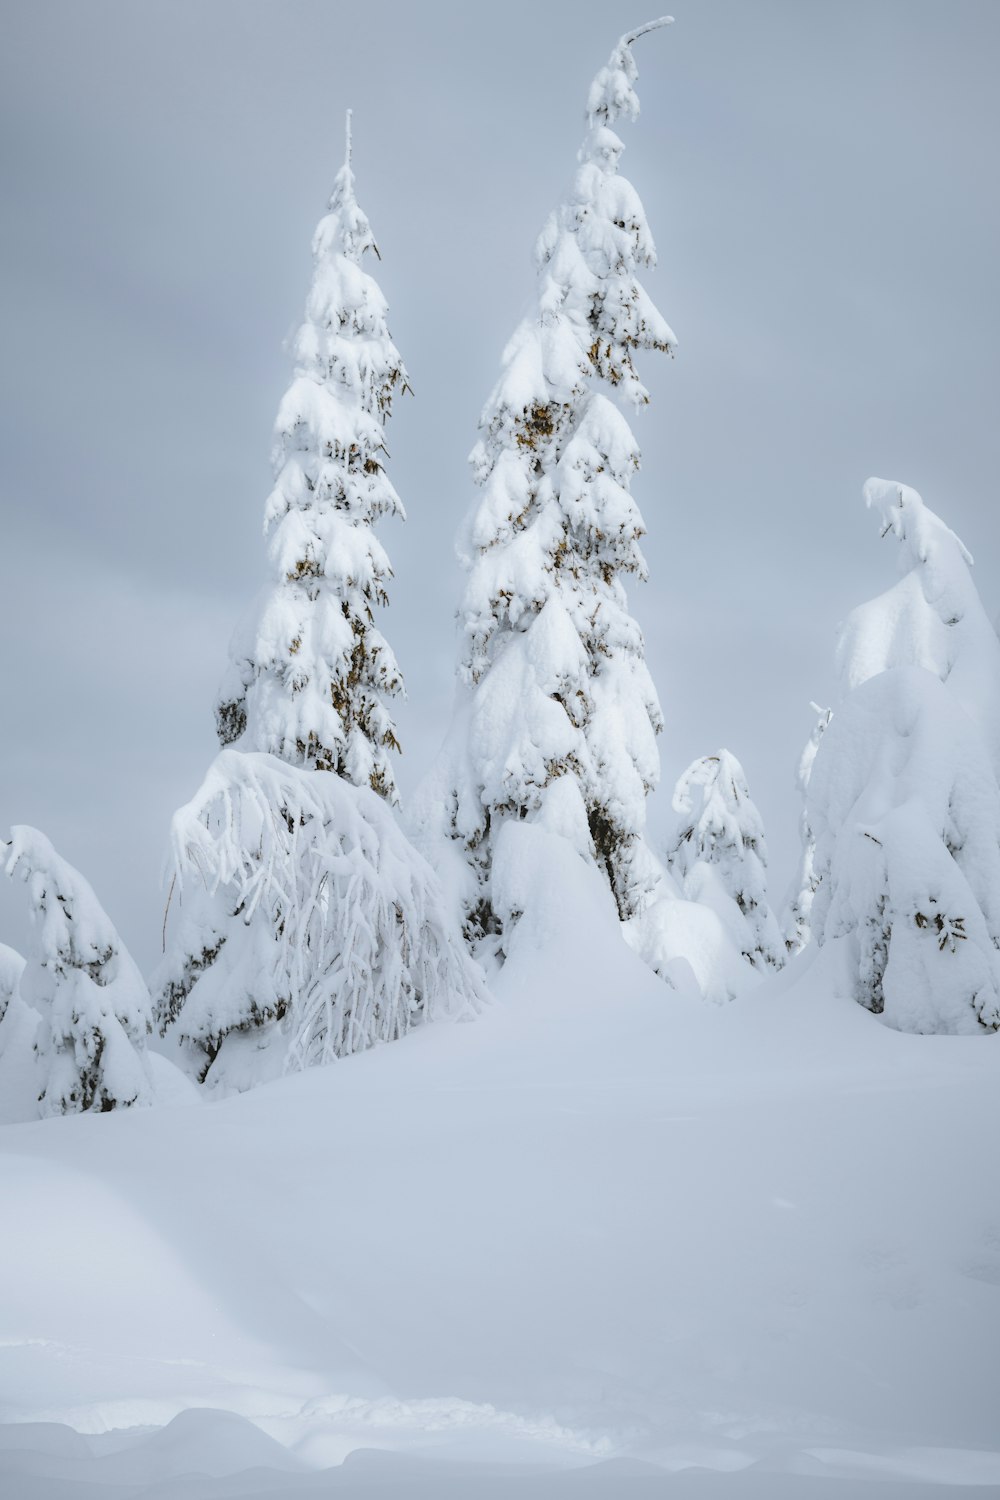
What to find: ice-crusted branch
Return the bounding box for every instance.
[863,477,974,570]
[624,15,674,45]
[782,703,833,954]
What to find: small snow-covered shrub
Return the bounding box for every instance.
[624,894,750,1005]
[156,751,484,1089]
[667,749,785,973]
[3,826,154,1114]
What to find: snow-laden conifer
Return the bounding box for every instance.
[805,477,1000,1033]
[157,751,483,1089]
[0,941,24,1026]
[414,20,675,948]
[808,671,1000,1033]
[158,128,482,1088]
[838,478,1000,773]
[667,750,785,972]
[3,826,154,1113]
[782,703,832,954]
[217,112,408,802]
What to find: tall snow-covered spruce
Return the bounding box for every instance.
[156,121,483,1090]
[217,110,408,802]
[415,20,675,951]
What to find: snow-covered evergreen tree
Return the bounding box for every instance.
[3,826,154,1114]
[667,750,784,972]
[156,751,483,1090]
[156,123,476,1088]
[782,703,832,955]
[413,20,675,949]
[0,941,24,1026]
[217,111,409,803]
[838,478,1000,773]
[806,478,1000,1033]
[808,671,1000,1033]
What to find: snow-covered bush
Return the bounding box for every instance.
[782,703,832,955]
[0,941,24,1025]
[217,112,409,802]
[155,751,483,1089]
[667,750,785,972]
[838,477,1000,772]
[3,826,154,1114]
[808,669,1000,1033]
[804,478,1000,1033]
[0,940,34,1123]
[413,21,675,949]
[623,892,753,1005]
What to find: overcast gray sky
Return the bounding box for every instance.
[2,0,998,968]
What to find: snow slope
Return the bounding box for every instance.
[1,853,998,1495]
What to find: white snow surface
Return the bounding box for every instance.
[2,843,998,1495]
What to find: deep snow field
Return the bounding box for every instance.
[1,858,998,1498]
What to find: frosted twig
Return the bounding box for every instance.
[622,16,674,47]
[162,873,176,954]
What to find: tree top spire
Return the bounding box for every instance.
[587,16,672,127]
[344,107,353,171]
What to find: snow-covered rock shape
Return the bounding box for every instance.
[667,750,785,973]
[782,703,833,955]
[3,826,154,1114]
[155,751,484,1090]
[217,111,409,803]
[623,891,752,1005]
[414,20,675,950]
[838,478,1000,774]
[808,670,1000,1034]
